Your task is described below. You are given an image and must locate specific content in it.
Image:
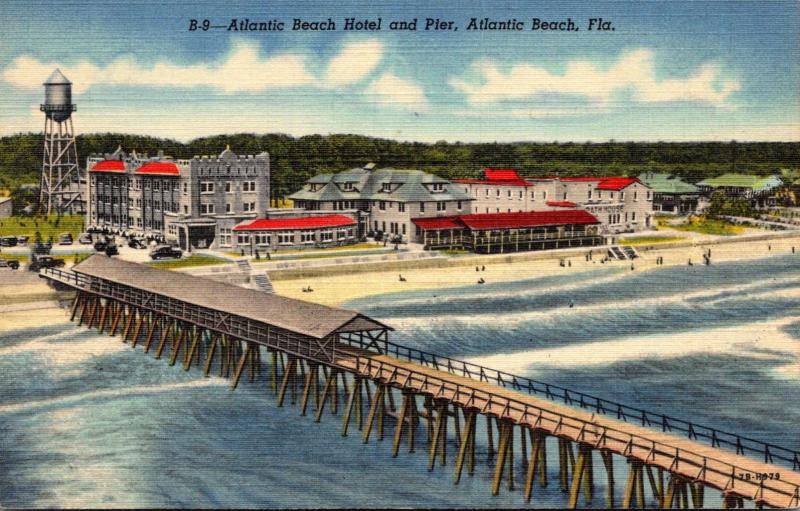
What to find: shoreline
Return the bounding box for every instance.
[271,232,800,307]
[1,231,798,311]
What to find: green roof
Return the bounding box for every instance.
[697,173,783,192]
[637,173,699,194]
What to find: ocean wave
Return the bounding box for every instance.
[0,379,224,415]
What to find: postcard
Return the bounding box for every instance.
[0,0,798,508]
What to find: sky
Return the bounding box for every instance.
[0,0,798,143]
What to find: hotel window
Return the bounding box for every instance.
[255,234,270,245]
[201,182,214,194]
[563,192,567,200]
[398,203,405,212]
[301,232,315,244]
[632,212,636,221]
[379,201,386,211]
[278,233,293,245]
[633,191,638,200]
[588,189,593,199]
[338,229,347,240]
[519,191,523,199]
[610,192,615,199]
[225,182,232,193]
[200,203,215,215]
[496,189,501,197]
[243,181,256,192]
[183,182,187,194]
[507,190,512,198]
[457,201,462,211]
[419,202,425,213]
[437,201,446,212]
[226,203,232,213]
[431,183,444,192]
[321,231,333,242]
[402,224,406,235]
[646,191,651,200]
[153,180,160,191]
[381,183,392,192]
[183,205,188,214]
[531,191,535,200]
[343,182,354,191]
[237,233,249,245]
[620,192,625,200]
[485,189,489,196]
[219,228,232,247]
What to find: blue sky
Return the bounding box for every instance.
[0,0,797,142]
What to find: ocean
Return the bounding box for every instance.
[1,254,798,508]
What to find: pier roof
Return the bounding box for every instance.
[71,255,390,339]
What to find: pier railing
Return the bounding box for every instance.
[342,352,800,508]
[340,334,800,472]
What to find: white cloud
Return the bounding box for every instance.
[453,106,603,119]
[2,41,314,94]
[324,39,383,87]
[449,49,740,108]
[364,72,429,112]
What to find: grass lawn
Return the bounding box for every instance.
[147,254,229,269]
[0,214,84,241]
[617,235,686,246]
[669,217,745,236]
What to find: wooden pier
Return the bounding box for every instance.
[41,255,800,509]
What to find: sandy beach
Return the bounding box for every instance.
[271,233,800,307]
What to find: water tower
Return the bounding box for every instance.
[39,68,83,215]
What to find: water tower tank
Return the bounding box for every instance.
[41,69,75,122]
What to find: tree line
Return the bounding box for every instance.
[1,132,798,201]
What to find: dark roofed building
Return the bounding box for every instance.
[290,164,472,243]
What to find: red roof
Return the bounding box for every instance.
[485,168,522,181]
[546,200,578,207]
[559,176,640,190]
[411,216,463,231]
[459,210,599,230]
[413,210,599,231]
[596,177,640,190]
[452,168,531,187]
[90,160,126,172]
[135,162,180,175]
[233,214,356,231]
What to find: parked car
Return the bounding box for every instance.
[128,238,146,249]
[58,233,73,245]
[32,241,52,255]
[150,245,182,260]
[28,255,65,272]
[16,235,29,244]
[0,236,18,247]
[105,243,119,256]
[0,258,20,270]
[94,236,113,252]
[78,233,93,244]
